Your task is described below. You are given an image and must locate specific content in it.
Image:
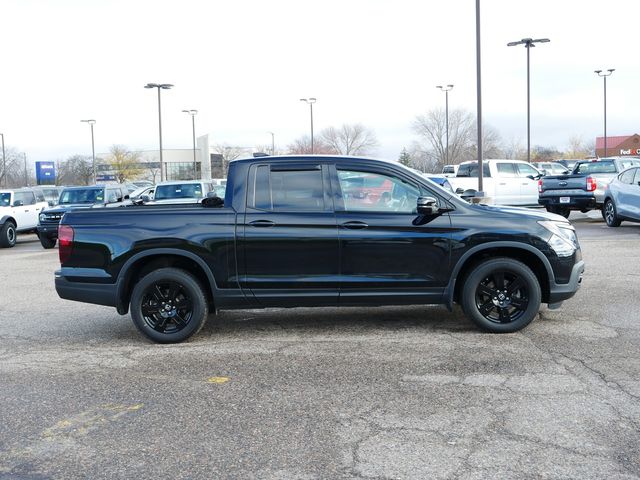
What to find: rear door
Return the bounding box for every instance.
[493,162,522,205]
[240,162,339,307]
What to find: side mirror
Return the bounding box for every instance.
[416,196,439,215]
[140,195,151,203]
[13,200,24,207]
[47,200,54,207]
[206,191,218,198]
[124,194,130,200]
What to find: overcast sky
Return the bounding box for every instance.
[2,0,639,163]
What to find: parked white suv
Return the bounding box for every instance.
[150,180,216,204]
[448,159,543,206]
[0,188,49,247]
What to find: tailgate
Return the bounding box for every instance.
[540,175,587,192]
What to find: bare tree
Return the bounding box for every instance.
[146,161,161,184]
[106,145,143,183]
[211,144,246,176]
[502,137,527,160]
[564,135,592,159]
[57,155,93,185]
[413,108,503,172]
[319,124,379,155]
[286,135,333,155]
[0,147,24,187]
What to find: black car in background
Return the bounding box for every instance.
[37,185,130,248]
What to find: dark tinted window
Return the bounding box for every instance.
[270,169,324,211]
[254,165,271,210]
[456,163,491,178]
[619,169,636,185]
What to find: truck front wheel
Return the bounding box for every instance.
[461,258,541,333]
[39,235,57,249]
[0,221,17,248]
[130,267,208,343]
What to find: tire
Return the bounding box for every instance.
[0,221,17,248]
[546,206,570,218]
[39,235,57,249]
[461,257,542,333]
[130,267,208,343]
[604,199,622,227]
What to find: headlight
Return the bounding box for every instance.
[39,213,46,222]
[538,220,578,257]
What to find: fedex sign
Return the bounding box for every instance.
[620,149,640,155]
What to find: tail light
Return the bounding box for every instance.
[538,179,543,193]
[58,225,74,264]
[586,176,597,192]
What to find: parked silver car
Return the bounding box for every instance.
[603,166,640,227]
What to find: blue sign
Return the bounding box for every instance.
[35,161,56,185]
[96,174,117,182]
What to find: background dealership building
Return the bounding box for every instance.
[595,134,640,158]
[95,133,256,182]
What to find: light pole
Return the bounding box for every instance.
[267,131,275,155]
[182,109,198,179]
[1,133,5,188]
[299,98,316,154]
[145,83,173,181]
[507,37,550,163]
[595,69,615,157]
[80,119,96,183]
[436,85,454,164]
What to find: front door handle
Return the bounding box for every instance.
[340,221,369,229]
[248,219,275,227]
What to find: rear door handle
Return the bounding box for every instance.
[248,219,275,227]
[340,221,368,229]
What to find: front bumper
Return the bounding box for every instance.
[37,223,60,239]
[548,260,585,304]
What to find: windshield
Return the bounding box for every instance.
[0,192,11,207]
[154,183,204,200]
[59,188,105,204]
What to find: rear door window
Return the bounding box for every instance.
[496,163,518,177]
[251,165,325,212]
[619,169,636,184]
[456,163,491,178]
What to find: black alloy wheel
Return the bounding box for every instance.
[130,268,208,343]
[0,221,17,248]
[462,258,541,333]
[604,199,622,227]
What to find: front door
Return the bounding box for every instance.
[331,165,452,305]
[516,163,543,205]
[240,162,339,307]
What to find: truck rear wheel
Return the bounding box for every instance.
[0,221,17,248]
[130,267,208,343]
[461,258,541,333]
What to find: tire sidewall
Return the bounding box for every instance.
[461,258,541,333]
[604,199,620,227]
[130,268,208,343]
[40,236,57,249]
[1,222,17,248]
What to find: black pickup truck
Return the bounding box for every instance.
[55,155,585,343]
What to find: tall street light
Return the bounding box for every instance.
[507,37,550,163]
[595,69,615,157]
[80,119,96,183]
[299,98,316,154]
[145,83,173,182]
[436,85,454,164]
[182,109,198,179]
[1,133,5,188]
[267,131,275,155]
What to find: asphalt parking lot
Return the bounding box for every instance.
[1,213,639,479]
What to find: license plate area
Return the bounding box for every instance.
[560,197,571,204]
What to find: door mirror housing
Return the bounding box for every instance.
[416,196,439,215]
